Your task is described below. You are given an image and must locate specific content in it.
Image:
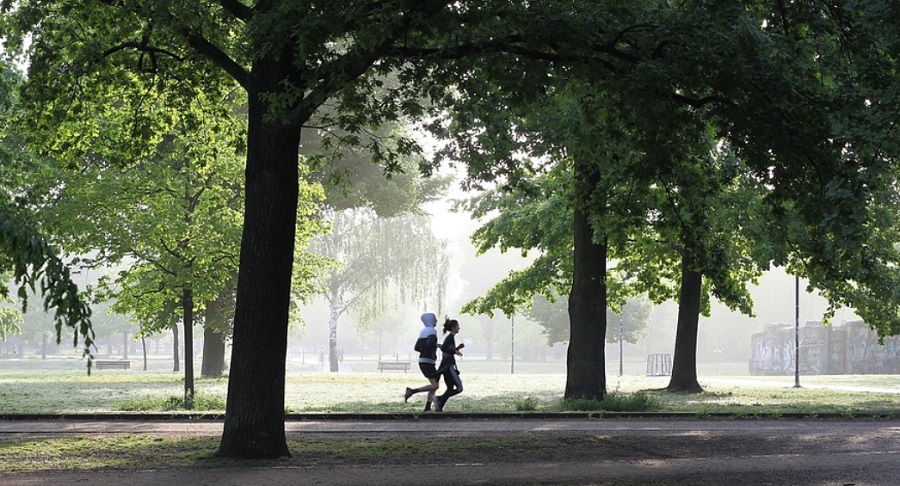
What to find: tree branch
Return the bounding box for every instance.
[97,41,184,65]
[218,0,253,21]
[183,31,250,90]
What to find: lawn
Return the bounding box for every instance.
[0,356,897,415]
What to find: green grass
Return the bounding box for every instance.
[0,364,898,415]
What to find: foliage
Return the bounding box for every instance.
[0,61,94,360]
[524,292,651,346]
[118,393,226,412]
[561,392,659,413]
[513,396,538,412]
[439,2,900,342]
[0,206,95,360]
[0,301,22,340]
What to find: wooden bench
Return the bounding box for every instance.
[95,360,131,370]
[377,361,411,372]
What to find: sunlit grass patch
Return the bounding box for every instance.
[0,436,221,471]
[0,435,642,472]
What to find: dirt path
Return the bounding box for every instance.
[2,417,899,485]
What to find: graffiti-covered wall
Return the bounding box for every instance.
[750,320,900,375]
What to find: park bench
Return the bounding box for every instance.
[377,361,411,372]
[95,360,131,370]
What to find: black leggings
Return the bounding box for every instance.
[438,365,463,403]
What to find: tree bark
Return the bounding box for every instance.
[565,152,608,401]
[666,253,705,393]
[565,205,608,400]
[183,287,195,408]
[172,323,180,372]
[328,306,340,372]
[218,66,300,458]
[202,326,227,377]
[201,289,230,377]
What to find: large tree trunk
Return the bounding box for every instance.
[666,253,704,393]
[182,287,195,408]
[218,71,300,458]
[565,204,608,400]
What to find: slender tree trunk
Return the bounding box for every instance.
[142,335,148,371]
[172,323,180,372]
[218,71,300,458]
[666,253,704,393]
[183,287,195,408]
[41,334,47,360]
[565,205,608,400]
[328,306,339,372]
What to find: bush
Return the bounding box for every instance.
[514,396,539,411]
[561,391,657,412]
[118,394,226,412]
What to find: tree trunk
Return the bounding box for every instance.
[328,306,339,372]
[142,335,148,371]
[565,205,608,400]
[182,287,195,408]
[172,323,180,372]
[218,70,300,458]
[666,253,704,393]
[202,325,227,377]
[201,289,230,377]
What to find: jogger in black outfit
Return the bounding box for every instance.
[435,318,464,412]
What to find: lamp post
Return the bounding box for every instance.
[510,314,515,375]
[794,275,801,388]
[618,314,624,377]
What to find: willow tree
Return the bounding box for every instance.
[312,209,449,371]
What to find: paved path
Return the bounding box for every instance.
[2,417,899,485]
